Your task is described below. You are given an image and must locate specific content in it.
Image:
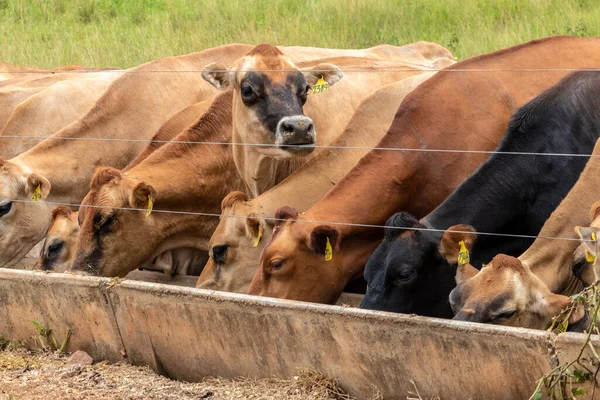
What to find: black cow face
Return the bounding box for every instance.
[360,212,476,318]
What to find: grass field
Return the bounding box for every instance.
[0,0,599,68]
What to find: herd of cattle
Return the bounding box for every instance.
[3,36,600,332]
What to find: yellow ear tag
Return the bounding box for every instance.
[312,75,329,94]
[145,196,153,217]
[32,184,41,202]
[324,237,333,261]
[457,240,470,265]
[587,232,598,262]
[586,251,595,263]
[253,227,262,247]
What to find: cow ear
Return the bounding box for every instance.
[308,225,340,256]
[274,206,298,223]
[303,63,344,87]
[51,206,74,223]
[439,224,477,264]
[245,214,265,247]
[26,173,51,201]
[539,293,575,319]
[590,200,600,222]
[128,182,157,213]
[221,191,248,211]
[202,62,232,90]
[90,167,121,190]
[575,226,600,256]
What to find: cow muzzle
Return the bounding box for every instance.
[275,116,316,155]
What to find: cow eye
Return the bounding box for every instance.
[394,269,415,285]
[48,241,64,255]
[270,259,285,271]
[240,84,256,102]
[0,201,12,217]
[491,310,516,322]
[101,214,117,231]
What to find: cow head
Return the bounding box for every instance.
[573,200,600,286]
[0,158,52,267]
[248,206,343,304]
[196,191,270,293]
[202,43,343,158]
[70,167,158,277]
[35,206,79,272]
[450,254,584,329]
[360,212,476,317]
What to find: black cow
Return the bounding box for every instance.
[360,71,600,317]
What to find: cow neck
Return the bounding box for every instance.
[232,124,307,198]
[519,142,600,294]
[294,36,600,292]
[124,90,243,240]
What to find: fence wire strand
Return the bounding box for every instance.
[2,198,590,243]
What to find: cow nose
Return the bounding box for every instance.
[276,116,315,146]
[211,245,228,264]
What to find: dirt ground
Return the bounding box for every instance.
[0,348,371,400]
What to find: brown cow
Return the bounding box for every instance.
[0,44,253,268]
[123,99,213,170]
[196,73,439,292]
[1,71,122,158]
[202,43,454,196]
[34,100,214,274]
[71,90,242,276]
[248,36,600,304]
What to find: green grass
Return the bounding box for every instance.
[0,0,599,68]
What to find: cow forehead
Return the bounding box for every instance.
[464,267,521,303]
[237,55,298,85]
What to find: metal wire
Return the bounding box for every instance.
[2,135,599,157]
[2,198,589,243]
[6,68,600,73]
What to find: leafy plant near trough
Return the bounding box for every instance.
[531,282,600,399]
[31,321,71,353]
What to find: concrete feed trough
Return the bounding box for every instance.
[0,268,594,399]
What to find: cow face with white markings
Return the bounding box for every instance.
[202,43,343,159]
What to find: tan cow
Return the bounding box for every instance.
[202,44,455,197]
[0,71,110,133]
[0,44,254,268]
[34,206,79,272]
[398,225,586,330]
[0,71,122,158]
[450,251,585,330]
[196,73,440,292]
